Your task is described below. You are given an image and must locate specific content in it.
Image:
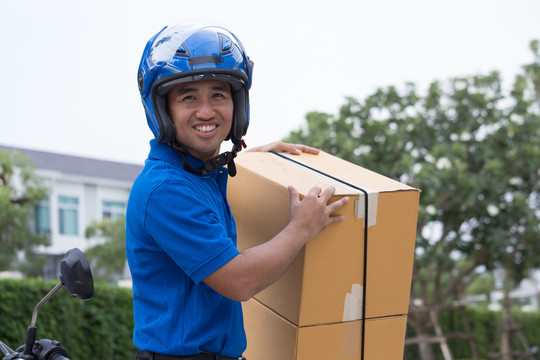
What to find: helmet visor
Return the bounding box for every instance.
[149,22,244,68]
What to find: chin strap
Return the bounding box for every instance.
[171,140,246,177]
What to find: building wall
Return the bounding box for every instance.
[32,169,136,280]
[1,144,142,279]
[36,169,133,256]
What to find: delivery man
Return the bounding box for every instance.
[126,21,349,360]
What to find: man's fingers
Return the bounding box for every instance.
[330,196,349,211]
[328,214,346,224]
[328,196,349,218]
[318,186,336,201]
[306,186,323,199]
[278,142,320,155]
[288,186,301,204]
[295,144,320,155]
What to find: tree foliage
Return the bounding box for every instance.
[0,150,49,273]
[84,216,127,284]
[284,40,540,356]
[0,278,136,359]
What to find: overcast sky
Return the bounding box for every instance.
[1,0,539,165]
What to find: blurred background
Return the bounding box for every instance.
[1,0,538,164]
[1,1,539,359]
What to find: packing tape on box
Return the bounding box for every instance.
[270,153,379,227]
[354,192,378,227]
[343,283,364,321]
[341,320,362,358]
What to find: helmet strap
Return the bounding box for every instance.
[171,140,246,177]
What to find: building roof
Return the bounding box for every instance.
[0,144,143,183]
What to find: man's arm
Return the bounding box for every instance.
[203,186,349,301]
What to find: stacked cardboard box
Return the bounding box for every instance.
[227,151,420,360]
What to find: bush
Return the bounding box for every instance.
[405,307,540,359]
[5,278,540,360]
[0,278,136,359]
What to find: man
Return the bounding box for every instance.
[126,22,348,360]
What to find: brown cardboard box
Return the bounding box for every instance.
[228,151,419,327]
[242,298,408,360]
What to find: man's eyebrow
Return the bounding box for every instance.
[175,87,197,96]
[211,85,231,92]
[174,85,231,96]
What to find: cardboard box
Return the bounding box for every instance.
[242,298,408,360]
[228,151,419,327]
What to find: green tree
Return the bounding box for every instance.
[0,150,49,274]
[285,40,540,359]
[84,216,127,284]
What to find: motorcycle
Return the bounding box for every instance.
[0,248,94,360]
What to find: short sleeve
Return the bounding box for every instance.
[144,179,239,283]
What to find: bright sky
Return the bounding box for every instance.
[1,0,539,165]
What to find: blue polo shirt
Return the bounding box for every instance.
[126,140,244,357]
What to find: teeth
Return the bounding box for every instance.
[195,125,216,133]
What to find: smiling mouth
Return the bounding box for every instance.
[195,124,217,133]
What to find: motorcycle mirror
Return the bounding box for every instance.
[22,248,94,356]
[59,248,94,301]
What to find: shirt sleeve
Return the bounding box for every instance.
[144,179,240,284]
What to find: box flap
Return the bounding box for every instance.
[235,151,417,194]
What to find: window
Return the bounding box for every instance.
[34,196,50,235]
[102,200,126,221]
[58,196,78,235]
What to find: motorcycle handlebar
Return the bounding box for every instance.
[49,352,70,360]
[4,352,70,360]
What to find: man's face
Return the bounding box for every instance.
[167,80,234,161]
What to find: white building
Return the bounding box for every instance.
[0,145,143,279]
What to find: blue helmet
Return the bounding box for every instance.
[138,22,254,146]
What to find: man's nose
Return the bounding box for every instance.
[195,101,216,119]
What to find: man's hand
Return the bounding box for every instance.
[203,184,348,302]
[247,141,319,155]
[287,186,348,240]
